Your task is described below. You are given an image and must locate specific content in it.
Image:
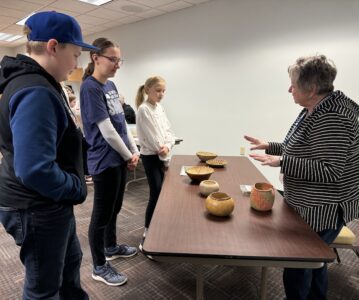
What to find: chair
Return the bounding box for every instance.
[125,161,147,191]
[330,226,359,263]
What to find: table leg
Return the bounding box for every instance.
[196,265,204,300]
[260,267,268,300]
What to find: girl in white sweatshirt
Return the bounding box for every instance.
[136,76,175,249]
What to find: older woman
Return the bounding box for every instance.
[245,54,359,300]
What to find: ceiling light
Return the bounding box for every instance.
[16,13,35,26]
[78,0,113,5]
[0,33,23,42]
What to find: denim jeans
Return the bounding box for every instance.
[283,216,344,300]
[141,155,164,228]
[89,165,127,267]
[0,204,88,300]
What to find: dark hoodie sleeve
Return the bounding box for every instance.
[9,86,85,203]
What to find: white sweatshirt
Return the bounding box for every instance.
[136,101,175,162]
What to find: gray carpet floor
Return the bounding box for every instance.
[0,167,358,299]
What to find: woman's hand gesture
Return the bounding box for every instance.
[249,153,281,167]
[244,135,269,151]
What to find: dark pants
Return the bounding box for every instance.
[89,165,127,267]
[0,204,88,300]
[283,216,344,300]
[141,155,164,228]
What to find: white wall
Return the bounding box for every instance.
[0,47,15,60]
[17,0,359,188]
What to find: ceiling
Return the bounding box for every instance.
[0,0,211,48]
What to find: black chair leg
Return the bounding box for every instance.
[333,248,341,263]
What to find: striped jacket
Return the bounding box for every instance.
[267,90,359,232]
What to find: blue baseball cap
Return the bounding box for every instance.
[25,11,99,51]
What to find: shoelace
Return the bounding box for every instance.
[118,245,132,255]
[104,264,122,280]
[121,245,129,253]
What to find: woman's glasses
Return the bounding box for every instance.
[98,55,124,65]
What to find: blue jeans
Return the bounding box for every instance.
[283,217,344,300]
[0,204,88,300]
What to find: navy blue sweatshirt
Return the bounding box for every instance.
[0,54,87,208]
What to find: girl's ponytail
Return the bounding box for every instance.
[135,85,145,109]
[83,62,94,80]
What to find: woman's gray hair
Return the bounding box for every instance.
[288,55,337,94]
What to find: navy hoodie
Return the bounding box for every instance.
[0,54,87,208]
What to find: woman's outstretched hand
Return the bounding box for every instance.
[244,135,269,151]
[249,153,281,167]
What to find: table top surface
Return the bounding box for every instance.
[143,155,336,263]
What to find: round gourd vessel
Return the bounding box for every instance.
[205,192,235,217]
[199,180,219,196]
[250,182,275,211]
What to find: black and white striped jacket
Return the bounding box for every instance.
[267,90,359,232]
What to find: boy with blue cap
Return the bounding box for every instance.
[0,11,98,299]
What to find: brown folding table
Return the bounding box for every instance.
[143,155,336,299]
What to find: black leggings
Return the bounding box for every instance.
[141,155,164,228]
[88,165,127,267]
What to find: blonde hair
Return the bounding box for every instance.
[23,25,46,54]
[135,76,166,109]
[23,25,67,55]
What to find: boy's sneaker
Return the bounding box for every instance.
[105,244,137,261]
[92,262,127,286]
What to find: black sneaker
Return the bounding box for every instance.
[92,262,127,286]
[105,244,137,261]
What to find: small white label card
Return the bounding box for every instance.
[240,184,253,195]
